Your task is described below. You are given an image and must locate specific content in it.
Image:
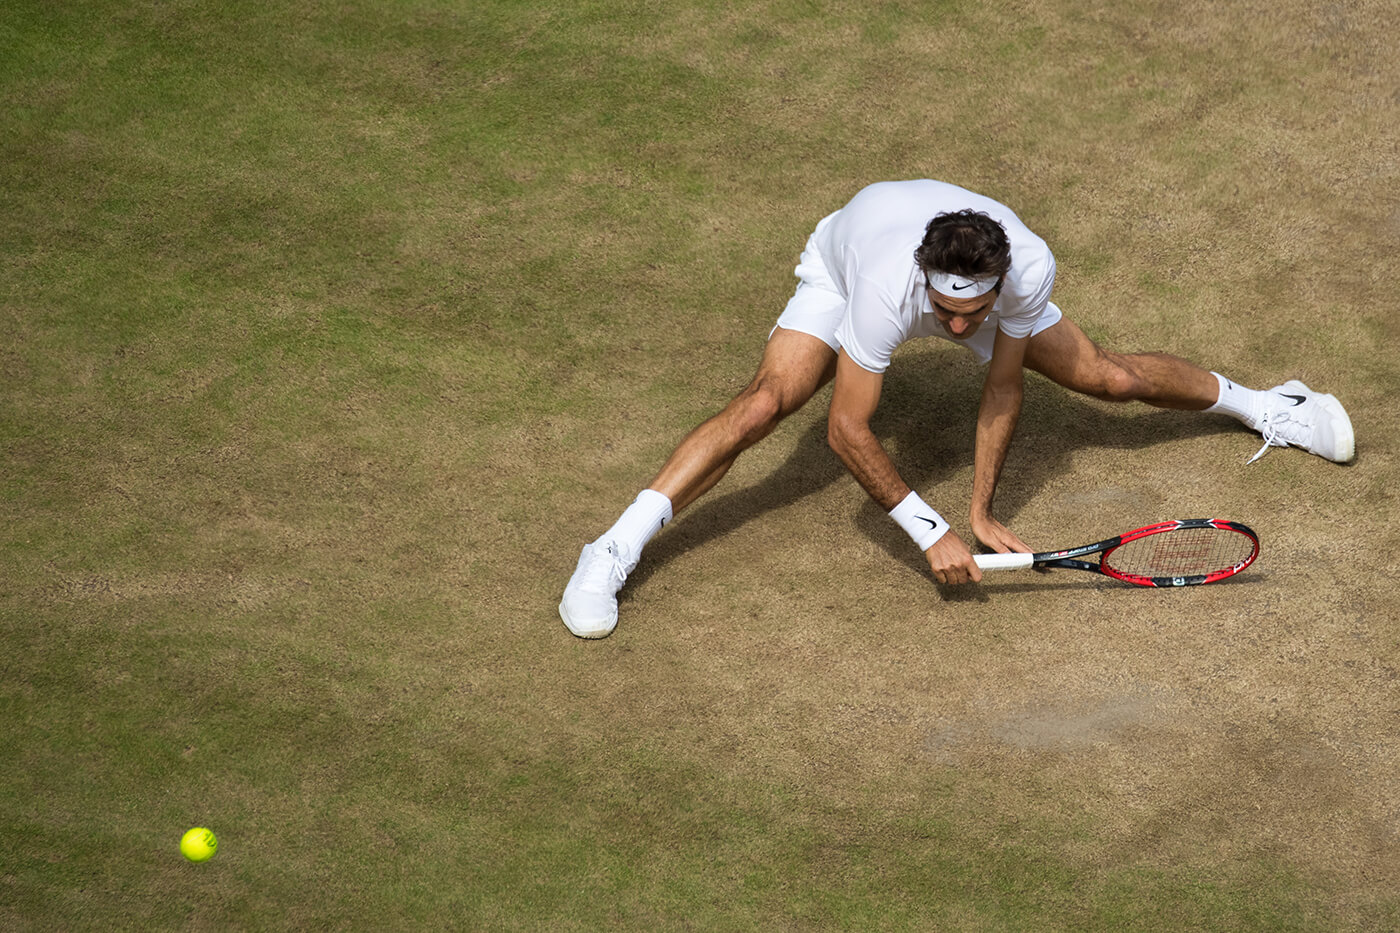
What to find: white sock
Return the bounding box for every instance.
[596,489,673,559]
[1206,372,1269,429]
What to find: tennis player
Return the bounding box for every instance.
[560,180,1355,638]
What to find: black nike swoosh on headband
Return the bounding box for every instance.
[950,282,973,291]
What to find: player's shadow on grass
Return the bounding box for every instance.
[625,347,1245,592]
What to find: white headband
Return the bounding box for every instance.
[924,270,999,298]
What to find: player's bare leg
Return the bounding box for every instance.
[1024,317,1354,463]
[560,328,838,638]
[649,328,838,512]
[1022,317,1216,407]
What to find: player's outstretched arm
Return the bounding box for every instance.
[827,350,982,583]
[826,351,906,508]
[969,329,1033,555]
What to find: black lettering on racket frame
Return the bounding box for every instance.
[976,519,1259,587]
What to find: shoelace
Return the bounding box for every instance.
[580,544,628,593]
[1247,405,1312,465]
[1246,411,1281,464]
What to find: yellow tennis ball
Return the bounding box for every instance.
[180,827,218,862]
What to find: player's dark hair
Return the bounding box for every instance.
[914,210,1012,281]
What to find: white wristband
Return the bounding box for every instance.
[889,491,949,552]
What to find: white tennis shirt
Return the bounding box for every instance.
[821,180,1057,374]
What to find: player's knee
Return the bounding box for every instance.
[731,381,785,445]
[1093,364,1144,403]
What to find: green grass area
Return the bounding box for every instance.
[0,591,1335,929]
[4,0,1398,928]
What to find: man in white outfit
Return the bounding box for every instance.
[559,180,1355,638]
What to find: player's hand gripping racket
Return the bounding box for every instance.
[973,518,1258,587]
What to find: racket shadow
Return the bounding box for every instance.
[961,570,1268,598]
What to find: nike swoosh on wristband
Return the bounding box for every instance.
[916,515,942,528]
[1280,393,1307,407]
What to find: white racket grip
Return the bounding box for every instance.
[974,552,1035,572]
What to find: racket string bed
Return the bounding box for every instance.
[1105,527,1254,577]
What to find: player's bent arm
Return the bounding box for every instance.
[969,328,1032,554]
[827,350,907,509]
[828,350,982,584]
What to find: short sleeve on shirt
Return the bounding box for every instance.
[835,273,905,373]
[996,251,1056,338]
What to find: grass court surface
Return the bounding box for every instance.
[3,1,1398,928]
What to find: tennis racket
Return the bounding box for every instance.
[973,518,1259,587]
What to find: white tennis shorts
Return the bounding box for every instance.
[771,212,1062,366]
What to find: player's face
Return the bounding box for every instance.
[926,288,997,339]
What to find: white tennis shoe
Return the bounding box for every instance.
[1248,380,1355,464]
[559,540,635,638]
